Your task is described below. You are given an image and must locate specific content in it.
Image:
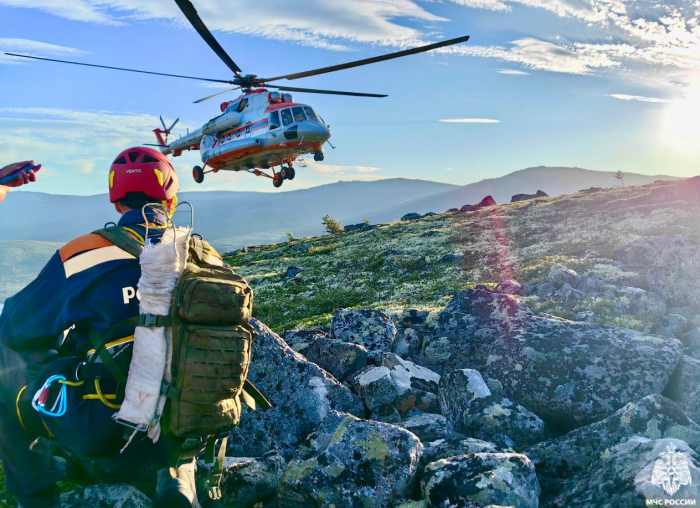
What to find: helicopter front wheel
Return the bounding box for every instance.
[193,165,204,184]
[273,172,283,188]
[287,166,296,180]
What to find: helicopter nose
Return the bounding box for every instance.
[298,121,331,144]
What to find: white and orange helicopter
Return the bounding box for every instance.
[7,0,470,188]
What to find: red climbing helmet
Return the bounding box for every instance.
[108,147,179,207]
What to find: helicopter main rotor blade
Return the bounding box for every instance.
[4,53,235,84]
[193,86,241,103]
[262,35,470,82]
[267,85,387,98]
[174,0,243,78]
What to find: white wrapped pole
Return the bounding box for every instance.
[114,228,189,443]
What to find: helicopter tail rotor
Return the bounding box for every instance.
[154,116,180,147]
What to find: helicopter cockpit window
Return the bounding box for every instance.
[303,106,317,121]
[313,108,326,125]
[280,108,293,126]
[292,107,306,122]
[236,98,248,113]
[269,111,280,130]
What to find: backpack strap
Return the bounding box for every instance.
[93,226,144,258]
[241,379,273,412]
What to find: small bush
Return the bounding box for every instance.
[285,231,296,241]
[322,214,343,235]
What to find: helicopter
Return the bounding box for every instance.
[6,0,471,188]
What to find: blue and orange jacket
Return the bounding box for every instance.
[0,208,221,357]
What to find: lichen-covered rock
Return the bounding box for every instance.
[304,338,369,382]
[419,438,502,471]
[278,411,423,507]
[662,314,689,337]
[546,263,581,289]
[626,289,668,319]
[623,235,694,268]
[438,368,544,448]
[195,452,285,508]
[525,394,700,494]
[461,396,546,448]
[401,212,422,221]
[331,308,397,360]
[667,356,700,424]
[60,484,152,508]
[349,366,398,411]
[399,414,458,443]
[549,437,700,507]
[371,403,402,423]
[382,353,441,415]
[228,320,364,459]
[421,453,540,508]
[438,368,493,426]
[383,353,440,395]
[392,328,423,360]
[496,279,523,295]
[425,289,684,430]
[284,266,304,279]
[282,327,328,354]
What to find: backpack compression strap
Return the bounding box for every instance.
[92,226,144,258]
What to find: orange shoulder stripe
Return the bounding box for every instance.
[59,234,114,263]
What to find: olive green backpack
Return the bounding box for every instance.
[91,225,271,498]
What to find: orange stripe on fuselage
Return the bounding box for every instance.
[59,234,114,263]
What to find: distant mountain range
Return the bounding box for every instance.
[0,166,682,303]
[346,166,679,224]
[0,167,678,254]
[0,178,456,253]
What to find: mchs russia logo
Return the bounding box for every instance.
[646,444,696,506]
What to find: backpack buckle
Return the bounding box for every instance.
[139,314,172,327]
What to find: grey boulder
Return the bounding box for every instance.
[331,308,397,360]
[278,411,423,508]
[304,338,369,382]
[419,437,501,471]
[421,453,540,508]
[549,437,700,507]
[424,289,684,430]
[61,484,152,508]
[228,320,364,459]
[195,452,285,508]
[349,366,398,411]
[398,414,458,443]
[525,394,700,494]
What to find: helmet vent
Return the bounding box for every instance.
[114,156,127,164]
[128,151,139,162]
[141,155,159,163]
[165,177,174,190]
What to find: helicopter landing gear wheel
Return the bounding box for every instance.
[193,165,204,184]
[273,172,283,188]
[287,166,296,180]
[314,151,324,162]
[280,165,289,180]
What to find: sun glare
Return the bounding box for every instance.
[662,82,700,155]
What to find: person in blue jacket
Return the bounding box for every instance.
[0,147,216,508]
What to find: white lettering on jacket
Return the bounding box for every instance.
[122,286,141,304]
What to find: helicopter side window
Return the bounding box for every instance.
[237,98,248,113]
[280,108,293,126]
[269,111,280,130]
[292,107,306,122]
[303,106,317,121]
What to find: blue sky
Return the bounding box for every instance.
[0,0,698,195]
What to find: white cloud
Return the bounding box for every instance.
[0,38,85,65]
[607,93,670,103]
[448,38,620,75]
[0,0,443,50]
[498,69,529,75]
[440,118,500,123]
[306,161,382,173]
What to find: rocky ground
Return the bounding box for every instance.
[3,177,700,507]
